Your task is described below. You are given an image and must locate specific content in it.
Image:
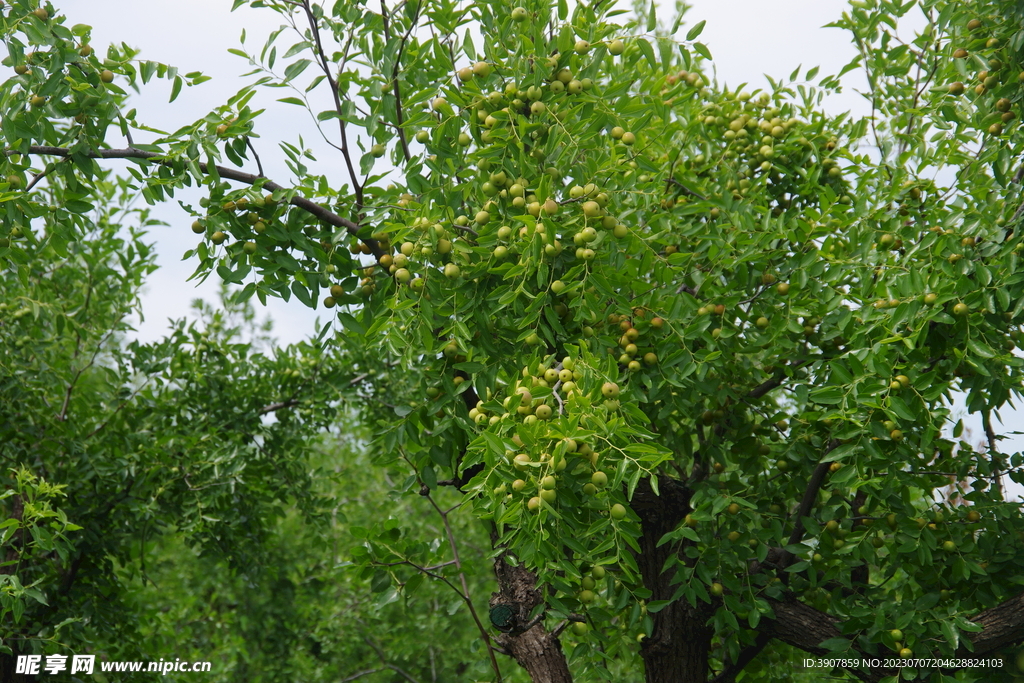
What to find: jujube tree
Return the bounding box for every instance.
[3,0,1024,681]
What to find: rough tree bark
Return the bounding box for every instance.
[631,478,714,683]
[491,555,574,683]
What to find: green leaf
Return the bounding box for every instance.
[686,20,706,41]
[636,38,657,69]
[692,42,712,60]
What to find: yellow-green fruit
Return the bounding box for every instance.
[191,221,204,234]
[100,69,114,83]
[540,489,556,503]
[528,496,541,511]
[211,231,227,245]
[621,131,636,145]
[511,6,527,20]
[32,8,48,20]
[591,566,606,579]
[242,241,257,254]
[30,95,46,107]
[579,589,596,603]
[610,503,626,520]
[591,471,608,487]
[608,39,625,55]
[710,582,724,597]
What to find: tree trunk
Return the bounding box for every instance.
[632,478,712,683]
[491,555,573,683]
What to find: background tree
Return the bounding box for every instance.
[3,0,1024,682]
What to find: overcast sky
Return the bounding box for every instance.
[56,0,1022,492]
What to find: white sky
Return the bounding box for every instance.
[56,0,1022,494]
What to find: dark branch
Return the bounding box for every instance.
[12,145,383,259]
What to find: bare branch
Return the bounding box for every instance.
[423,491,504,681]
[244,137,265,178]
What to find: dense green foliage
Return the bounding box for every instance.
[4,0,1024,680]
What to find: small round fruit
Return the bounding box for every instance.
[755,316,769,329]
[472,61,492,78]
[32,8,48,20]
[895,375,910,388]
[899,648,912,658]
[890,429,903,441]
[621,131,636,145]
[191,221,204,234]
[591,566,606,579]
[610,504,627,520]
[540,475,556,490]
[923,292,937,306]
[100,69,114,83]
[528,496,541,511]
[583,483,597,495]
[601,382,620,398]
[541,488,557,503]
[966,510,981,523]
[579,589,596,604]
[727,503,740,515]
[608,39,625,55]
[14,65,28,75]
[952,303,969,316]
[572,622,588,636]
[709,582,724,597]
[591,471,608,487]
[444,263,461,279]
[890,629,903,642]
[210,231,227,245]
[942,540,956,552]
[948,81,965,95]
[535,404,553,420]
[370,143,385,157]
[513,453,532,470]
[415,130,430,143]
[511,6,527,20]
[242,241,257,254]
[29,95,46,107]
[727,531,741,542]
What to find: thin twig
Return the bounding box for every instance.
[244,137,265,177]
[422,491,504,681]
[300,0,364,208]
[24,161,58,192]
[363,637,423,683]
[982,410,1003,500]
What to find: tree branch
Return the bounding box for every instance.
[710,631,771,683]
[300,0,364,208]
[776,441,841,574]
[11,146,383,259]
[380,0,419,163]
